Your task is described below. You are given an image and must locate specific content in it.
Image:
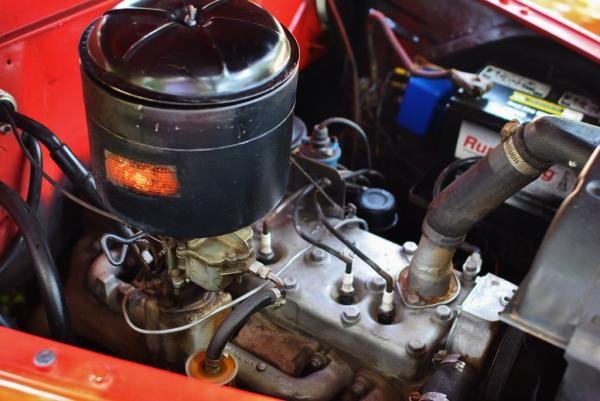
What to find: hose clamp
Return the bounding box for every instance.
[270,288,287,309]
[503,135,541,177]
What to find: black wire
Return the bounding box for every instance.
[317,117,373,169]
[312,189,394,292]
[1,106,150,268]
[0,133,42,287]
[0,181,74,343]
[432,157,481,197]
[341,168,385,181]
[293,184,353,269]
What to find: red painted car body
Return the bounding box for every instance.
[0,0,599,399]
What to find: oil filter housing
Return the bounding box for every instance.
[79,0,299,238]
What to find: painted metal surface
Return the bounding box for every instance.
[0,0,322,398]
[0,327,277,400]
[480,0,600,63]
[0,0,323,251]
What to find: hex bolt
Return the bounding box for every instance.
[406,338,426,356]
[402,241,418,256]
[309,247,327,262]
[434,305,453,321]
[350,376,373,397]
[454,360,466,373]
[256,362,267,372]
[368,276,386,292]
[282,275,298,291]
[308,353,328,370]
[33,349,56,368]
[341,306,361,324]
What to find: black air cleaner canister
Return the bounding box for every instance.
[79,0,299,238]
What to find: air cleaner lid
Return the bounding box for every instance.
[80,0,298,105]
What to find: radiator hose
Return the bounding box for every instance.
[407,116,600,300]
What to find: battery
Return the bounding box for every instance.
[435,64,599,218]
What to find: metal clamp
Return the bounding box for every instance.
[270,288,287,309]
[101,231,148,266]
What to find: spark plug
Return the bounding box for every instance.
[338,252,355,305]
[257,222,277,264]
[377,290,395,324]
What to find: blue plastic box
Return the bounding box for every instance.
[396,77,455,136]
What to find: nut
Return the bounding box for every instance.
[282,275,298,290]
[434,305,453,321]
[402,241,418,256]
[309,248,328,262]
[341,306,361,324]
[367,276,386,292]
[406,338,426,356]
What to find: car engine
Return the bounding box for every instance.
[1,1,600,400]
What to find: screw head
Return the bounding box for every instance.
[309,247,328,262]
[256,362,267,372]
[282,275,298,290]
[499,295,512,306]
[33,349,56,368]
[434,305,453,321]
[367,276,386,292]
[403,241,418,256]
[341,306,361,324]
[407,338,426,356]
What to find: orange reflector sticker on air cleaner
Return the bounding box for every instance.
[104,150,180,197]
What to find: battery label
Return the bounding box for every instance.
[510,91,584,121]
[455,120,577,201]
[558,92,600,119]
[480,65,551,98]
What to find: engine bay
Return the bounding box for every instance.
[1,1,600,400]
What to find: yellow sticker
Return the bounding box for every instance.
[509,91,564,115]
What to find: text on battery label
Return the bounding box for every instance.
[509,92,583,121]
[480,65,551,98]
[558,92,600,119]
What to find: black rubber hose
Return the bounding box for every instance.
[427,117,600,240]
[0,181,74,344]
[293,184,353,267]
[204,289,282,373]
[410,117,600,298]
[8,109,147,267]
[432,157,480,198]
[313,190,394,292]
[11,111,103,208]
[421,359,478,401]
[0,133,42,288]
